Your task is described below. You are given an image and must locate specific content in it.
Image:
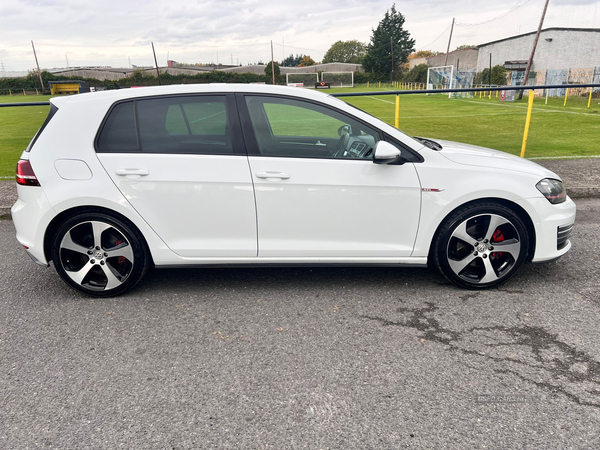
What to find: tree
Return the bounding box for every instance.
[408,50,436,60]
[264,61,280,83]
[454,44,478,51]
[362,4,415,80]
[298,55,316,67]
[322,40,367,64]
[475,65,507,85]
[403,64,428,83]
[282,54,305,67]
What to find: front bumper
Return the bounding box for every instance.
[517,195,576,263]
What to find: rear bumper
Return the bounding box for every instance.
[517,196,576,263]
[11,185,56,266]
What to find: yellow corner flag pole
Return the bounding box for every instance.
[520,90,535,158]
[588,88,593,108]
[395,95,400,129]
[563,88,569,107]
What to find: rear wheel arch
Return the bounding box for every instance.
[44,206,154,266]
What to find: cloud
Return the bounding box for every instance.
[1,0,599,70]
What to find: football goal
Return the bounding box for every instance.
[321,72,354,88]
[286,73,318,86]
[427,65,475,98]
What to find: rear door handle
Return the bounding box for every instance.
[115,168,149,177]
[255,171,290,180]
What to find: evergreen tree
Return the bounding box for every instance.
[362,4,415,80]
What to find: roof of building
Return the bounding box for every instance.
[478,27,600,48]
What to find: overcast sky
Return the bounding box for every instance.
[1,0,599,71]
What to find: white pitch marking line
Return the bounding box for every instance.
[528,155,600,160]
[367,96,395,105]
[457,99,600,117]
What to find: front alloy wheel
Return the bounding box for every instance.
[434,203,529,289]
[52,212,149,296]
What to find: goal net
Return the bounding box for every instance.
[321,72,354,87]
[286,73,318,86]
[427,65,475,98]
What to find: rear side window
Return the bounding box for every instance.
[26,103,59,152]
[96,102,138,153]
[137,96,232,154]
[96,95,233,154]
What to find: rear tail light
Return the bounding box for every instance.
[16,160,41,186]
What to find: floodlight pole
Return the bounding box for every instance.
[31,41,44,90]
[152,42,161,85]
[390,36,394,82]
[518,0,550,99]
[271,40,275,85]
[444,18,455,66]
[489,53,492,86]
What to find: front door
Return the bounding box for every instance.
[238,94,421,258]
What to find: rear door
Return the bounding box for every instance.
[95,94,257,258]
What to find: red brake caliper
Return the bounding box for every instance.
[114,239,126,265]
[491,229,504,258]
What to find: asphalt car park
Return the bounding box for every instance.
[0,197,599,449]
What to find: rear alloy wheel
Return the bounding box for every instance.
[52,212,149,297]
[434,203,529,289]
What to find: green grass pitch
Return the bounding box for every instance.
[1,89,599,178]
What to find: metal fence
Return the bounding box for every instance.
[2,83,599,158]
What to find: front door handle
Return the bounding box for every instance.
[255,171,290,180]
[115,168,150,177]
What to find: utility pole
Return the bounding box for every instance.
[270,40,275,85]
[65,54,69,68]
[444,18,455,66]
[489,53,492,86]
[31,41,44,90]
[390,36,394,82]
[519,0,550,99]
[151,42,161,85]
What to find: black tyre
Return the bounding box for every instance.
[433,202,530,289]
[51,211,150,297]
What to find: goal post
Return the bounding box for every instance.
[427,65,475,98]
[286,73,319,86]
[321,72,354,87]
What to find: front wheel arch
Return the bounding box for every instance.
[44,206,154,267]
[427,198,536,267]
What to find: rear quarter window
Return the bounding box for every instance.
[96,101,139,153]
[26,103,59,152]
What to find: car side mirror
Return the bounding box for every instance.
[373,141,404,165]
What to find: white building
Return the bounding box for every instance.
[476,27,600,72]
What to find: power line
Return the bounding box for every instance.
[417,25,451,50]
[272,42,325,56]
[455,0,534,26]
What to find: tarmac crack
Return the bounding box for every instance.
[362,302,600,409]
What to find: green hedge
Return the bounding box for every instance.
[0,70,282,94]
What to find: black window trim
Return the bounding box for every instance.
[234,92,423,163]
[94,93,246,156]
[27,103,59,152]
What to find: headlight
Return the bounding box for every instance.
[536,178,566,204]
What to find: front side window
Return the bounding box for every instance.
[244,96,381,159]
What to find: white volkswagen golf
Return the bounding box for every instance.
[12,84,575,296]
